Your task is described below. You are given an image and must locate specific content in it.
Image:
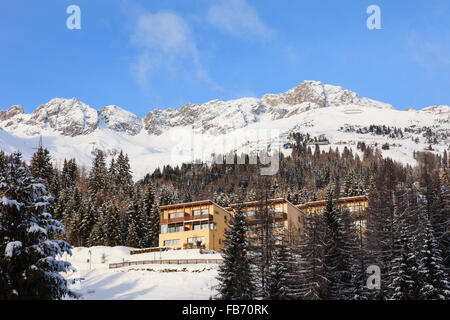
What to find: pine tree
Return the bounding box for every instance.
[216,196,255,300]
[106,201,122,247]
[88,220,104,247]
[389,225,422,300]
[142,182,159,248]
[0,152,75,299]
[296,211,325,300]
[126,219,140,248]
[267,242,290,300]
[79,200,95,246]
[116,151,133,198]
[29,147,53,187]
[340,207,365,299]
[418,218,450,300]
[322,188,345,300]
[126,191,143,248]
[249,183,277,299]
[87,150,108,203]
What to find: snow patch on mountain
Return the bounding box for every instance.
[0,81,448,180]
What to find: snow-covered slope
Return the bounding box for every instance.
[1,81,449,179]
[62,246,220,300]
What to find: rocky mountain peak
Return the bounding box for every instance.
[0,105,24,121]
[98,105,143,136]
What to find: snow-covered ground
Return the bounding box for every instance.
[61,246,221,300]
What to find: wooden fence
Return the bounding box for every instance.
[109,259,223,269]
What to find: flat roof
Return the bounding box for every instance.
[226,198,302,213]
[296,195,368,209]
[159,200,228,212]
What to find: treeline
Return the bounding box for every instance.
[19,148,181,249]
[217,151,450,300]
[146,133,450,207]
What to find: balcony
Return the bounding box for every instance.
[160,213,213,225]
[160,212,189,225]
[185,214,213,222]
[246,212,287,225]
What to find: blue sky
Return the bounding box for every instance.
[0,0,449,117]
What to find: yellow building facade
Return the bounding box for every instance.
[296,195,369,229]
[226,198,303,244]
[158,196,369,252]
[158,200,231,252]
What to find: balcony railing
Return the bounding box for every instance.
[186,214,213,222]
[160,213,213,225]
[160,212,189,225]
[246,212,287,225]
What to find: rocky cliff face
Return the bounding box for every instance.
[98,105,142,136]
[141,80,395,136]
[0,80,445,138]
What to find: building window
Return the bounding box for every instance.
[188,236,205,245]
[201,223,209,230]
[247,210,256,217]
[194,209,209,216]
[193,224,202,230]
[210,223,217,230]
[274,206,283,213]
[167,225,183,233]
[164,239,180,246]
[169,212,184,219]
[161,224,168,234]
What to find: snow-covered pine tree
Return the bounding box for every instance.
[108,157,118,196]
[126,190,143,248]
[418,216,450,300]
[61,158,78,190]
[63,187,82,245]
[249,183,277,299]
[140,183,154,248]
[142,182,159,248]
[340,207,366,300]
[29,147,53,187]
[296,209,325,300]
[389,224,422,300]
[216,193,255,300]
[364,163,398,299]
[88,220,104,247]
[87,150,108,203]
[158,184,179,206]
[267,240,291,300]
[322,187,346,300]
[106,201,122,247]
[0,152,75,299]
[343,171,355,197]
[116,151,133,199]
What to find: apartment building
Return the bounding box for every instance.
[158,196,368,252]
[226,198,303,243]
[158,200,231,251]
[296,195,369,228]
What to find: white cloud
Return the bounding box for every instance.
[132,12,196,55]
[207,0,274,40]
[406,32,450,69]
[130,11,210,87]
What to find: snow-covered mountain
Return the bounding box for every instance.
[1,80,449,179]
